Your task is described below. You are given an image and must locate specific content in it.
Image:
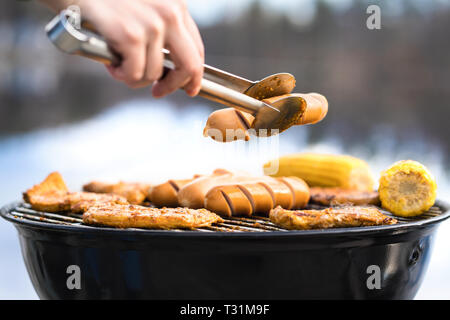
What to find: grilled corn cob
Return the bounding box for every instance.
[264,153,374,191]
[378,160,437,217]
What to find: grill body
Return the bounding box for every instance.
[3,201,450,299]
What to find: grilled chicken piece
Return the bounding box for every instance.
[269,206,397,230]
[24,172,69,196]
[25,191,127,213]
[24,192,69,212]
[24,172,128,213]
[23,172,69,212]
[309,187,380,206]
[83,181,151,204]
[83,203,223,229]
[66,192,128,213]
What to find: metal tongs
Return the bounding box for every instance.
[45,11,304,134]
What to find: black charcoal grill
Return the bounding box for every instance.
[2,200,450,299]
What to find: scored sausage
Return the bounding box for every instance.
[149,169,230,207]
[178,173,255,209]
[150,178,196,207]
[276,177,310,209]
[203,108,255,142]
[203,176,310,217]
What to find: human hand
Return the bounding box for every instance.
[42,0,204,97]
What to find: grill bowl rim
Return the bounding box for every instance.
[2,200,450,238]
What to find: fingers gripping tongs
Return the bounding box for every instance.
[45,11,304,135]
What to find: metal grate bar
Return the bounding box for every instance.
[15,206,83,223]
[219,222,271,232]
[220,219,286,231]
[225,215,287,231]
[11,211,76,226]
[192,227,216,232]
[202,225,243,232]
[67,213,84,220]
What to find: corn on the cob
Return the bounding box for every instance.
[264,153,374,191]
[378,160,437,217]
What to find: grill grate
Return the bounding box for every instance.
[10,203,287,232]
[10,203,443,232]
[6,202,445,233]
[9,203,444,232]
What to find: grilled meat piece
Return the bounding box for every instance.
[270,206,397,230]
[309,187,380,206]
[23,171,70,212]
[66,192,128,213]
[24,172,128,213]
[24,192,69,213]
[83,203,223,229]
[24,172,69,197]
[83,181,151,204]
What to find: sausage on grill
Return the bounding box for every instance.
[204,176,310,217]
[203,92,328,142]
